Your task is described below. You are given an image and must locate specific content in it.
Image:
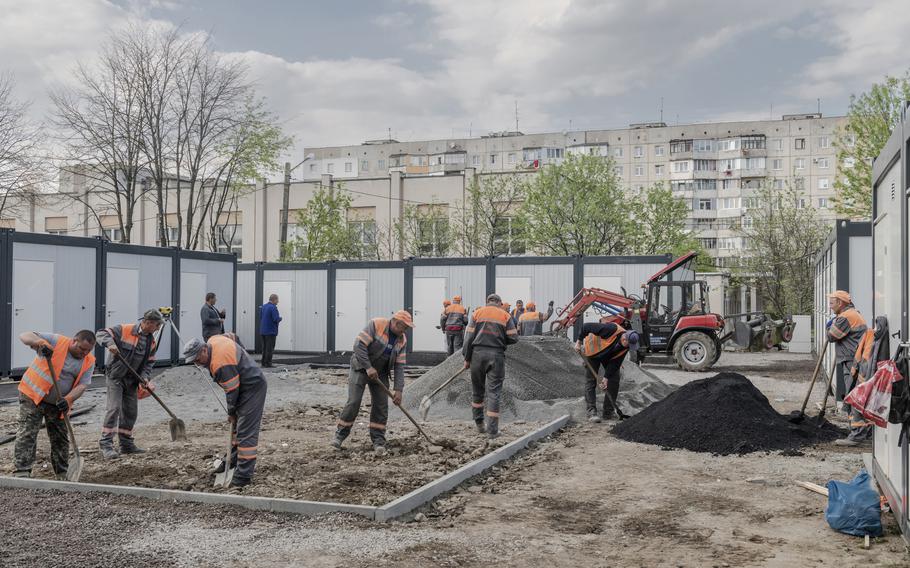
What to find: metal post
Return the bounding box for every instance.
[0,229,11,376]
[254,262,264,353]
[327,261,337,352]
[404,259,414,353]
[279,161,291,251]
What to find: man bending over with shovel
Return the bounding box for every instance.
[332,310,413,455]
[183,334,268,488]
[14,330,96,478]
[575,317,639,423]
[97,309,163,459]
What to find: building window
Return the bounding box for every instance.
[654,164,664,176]
[794,177,805,190]
[489,154,497,164]
[818,197,828,208]
[671,161,689,173]
[415,208,450,258]
[670,140,693,154]
[698,199,713,211]
[671,180,692,193]
[378,159,386,169]
[344,162,353,173]
[717,139,740,152]
[843,156,855,169]
[845,134,856,147]
[508,153,516,164]
[360,160,369,171]
[615,165,624,177]
[102,228,124,243]
[309,163,317,173]
[796,198,806,209]
[818,178,830,189]
[818,136,830,149]
[348,220,377,259]
[546,148,563,159]
[773,139,783,151]
[773,178,784,190]
[744,157,765,170]
[694,159,715,171]
[654,145,665,156]
[472,155,480,166]
[694,139,713,153]
[720,197,740,210]
[701,238,717,249]
[215,224,242,258]
[634,146,643,158]
[614,147,623,158]
[327,163,334,174]
[795,138,806,150]
[795,158,805,170]
[493,217,525,255]
[634,165,644,177]
[772,158,783,170]
[45,216,68,235]
[721,179,738,190]
[741,135,765,150]
[694,179,716,190]
[817,157,829,169]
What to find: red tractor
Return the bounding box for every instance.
[550,252,794,371]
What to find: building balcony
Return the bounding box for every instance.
[428,163,466,174]
[741,147,767,158]
[669,150,694,160]
[694,170,718,179]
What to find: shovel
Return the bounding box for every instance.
[109,347,187,442]
[577,351,628,420]
[789,338,829,424]
[368,375,454,447]
[419,368,468,420]
[214,421,236,488]
[815,358,840,427]
[44,353,84,482]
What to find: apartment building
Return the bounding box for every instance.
[300,113,848,267]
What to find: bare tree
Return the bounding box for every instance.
[455,174,526,256]
[0,73,46,222]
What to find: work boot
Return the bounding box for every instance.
[475,420,486,434]
[601,408,616,421]
[229,476,251,488]
[55,472,67,481]
[486,417,500,439]
[119,438,147,455]
[586,408,602,423]
[331,430,347,450]
[214,452,237,474]
[12,470,31,478]
[373,443,387,457]
[99,439,120,460]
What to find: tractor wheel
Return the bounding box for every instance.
[673,331,717,372]
[781,325,794,343]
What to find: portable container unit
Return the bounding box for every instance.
[410,258,487,353]
[870,109,910,543]
[333,262,406,353]
[177,252,237,356]
[261,263,329,353]
[2,232,101,374]
[813,220,873,398]
[105,244,177,365]
[236,265,257,348]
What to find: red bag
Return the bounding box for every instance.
[846,360,901,428]
[137,381,156,400]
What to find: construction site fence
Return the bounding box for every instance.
[0,229,237,378]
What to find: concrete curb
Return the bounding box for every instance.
[0,415,571,521]
[0,476,379,519]
[375,414,571,521]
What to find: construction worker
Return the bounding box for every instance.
[826,290,869,446]
[333,310,414,454]
[510,300,525,323]
[183,333,268,488]
[439,299,452,349]
[97,309,163,459]
[517,301,555,336]
[440,295,468,356]
[502,302,511,316]
[259,293,282,368]
[13,330,96,478]
[462,294,518,438]
[575,317,639,423]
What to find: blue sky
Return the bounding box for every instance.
[3,0,910,159]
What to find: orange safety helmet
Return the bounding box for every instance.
[393,310,415,328]
[526,302,537,311]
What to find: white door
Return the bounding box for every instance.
[12,260,55,368]
[180,272,208,342]
[412,277,447,352]
[264,281,294,351]
[583,275,622,323]
[236,271,256,347]
[299,270,327,351]
[335,280,368,351]
[495,277,531,308]
[106,268,140,325]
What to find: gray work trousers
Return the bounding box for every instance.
[336,367,391,445]
[100,374,140,447]
[446,332,464,356]
[232,382,268,481]
[470,348,505,425]
[14,394,69,476]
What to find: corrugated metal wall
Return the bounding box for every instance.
[583,262,665,296]
[263,268,328,352]
[106,251,173,362]
[179,258,236,345]
[236,269,256,347]
[413,264,486,309]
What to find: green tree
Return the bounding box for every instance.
[521,153,631,256]
[629,183,712,271]
[737,183,827,317]
[281,187,357,261]
[395,202,451,258]
[833,73,910,219]
[455,174,526,256]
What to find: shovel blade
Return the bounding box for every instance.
[66,456,84,482]
[169,418,188,442]
[787,411,805,424]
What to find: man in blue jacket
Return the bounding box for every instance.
[260,294,282,368]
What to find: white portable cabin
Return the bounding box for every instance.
[411,258,486,353]
[177,251,236,353]
[261,264,329,353]
[869,109,910,543]
[333,261,406,353]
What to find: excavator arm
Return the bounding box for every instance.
[550,288,637,333]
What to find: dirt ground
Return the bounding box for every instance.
[1,350,908,567]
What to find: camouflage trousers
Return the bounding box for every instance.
[13,394,70,477]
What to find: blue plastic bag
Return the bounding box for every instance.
[825,469,883,537]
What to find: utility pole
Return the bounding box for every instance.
[514,100,519,132]
[280,161,291,249]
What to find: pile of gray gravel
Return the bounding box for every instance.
[404,336,674,421]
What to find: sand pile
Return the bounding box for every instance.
[404,336,674,421]
[612,372,843,455]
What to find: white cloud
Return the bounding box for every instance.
[373,11,414,28]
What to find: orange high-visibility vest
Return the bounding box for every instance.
[18,336,95,406]
[117,323,157,353]
[583,327,626,358]
[518,311,541,323]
